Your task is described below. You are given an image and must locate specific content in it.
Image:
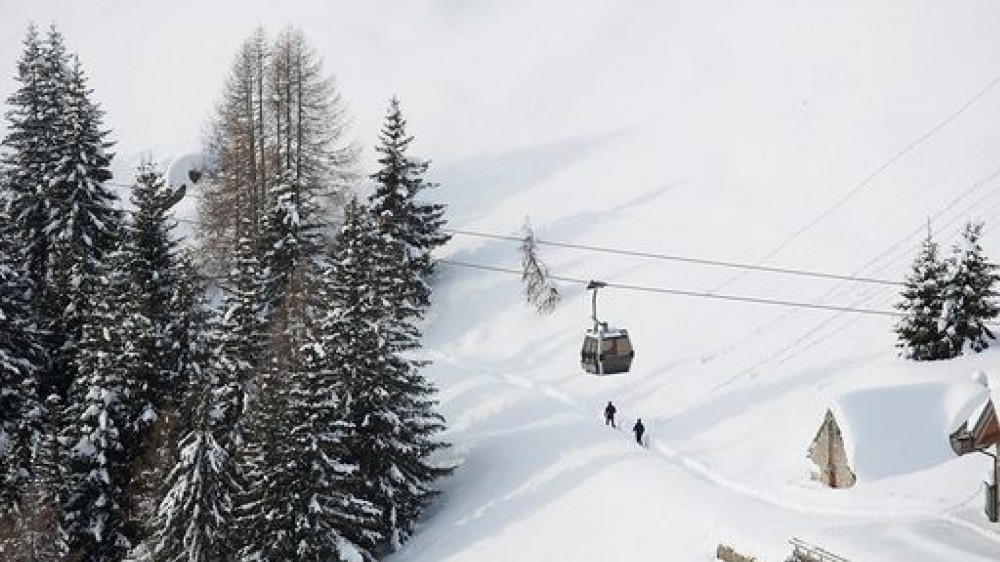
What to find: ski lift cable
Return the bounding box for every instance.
[776,178,1000,313]
[439,258,902,318]
[626,164,1000,363]
[446,228,902,286]
[710,68,1000,293]
[741,244,1000,378]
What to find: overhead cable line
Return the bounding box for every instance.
[446,228,901,286]
[701,166,1000,374]
[712,67,1000,292]
[439,258,902,318]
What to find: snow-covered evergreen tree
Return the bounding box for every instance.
[1,25,69,401]
[2,25,125,557]
[944,221,999,355]
[114,163,198,552]
[895,230,951,361]
[4,29,121,405]
[361,100,453,547]
[368,97,450,294]
[171,253,219,434]
[328,199,450,552]
[124,160,187,414]
[0,206,42,515]
[18,395,64,562]
[214,222,265,449]
[153,428,238,562]
[1,25,51,318]
[519,218,561,314]
[43,52,120,399]
[260,167,327,320]
[151,309,240,562]
[239,261,378,562]
[60,249,136,561]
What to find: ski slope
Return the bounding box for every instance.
[5,1,1000,560]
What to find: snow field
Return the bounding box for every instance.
[5,1,1000,559]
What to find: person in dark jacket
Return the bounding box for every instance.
[604,401,617,428]
[633,418,645,445]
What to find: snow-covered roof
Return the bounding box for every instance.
[822,377,988,481]
[585,326,629,339]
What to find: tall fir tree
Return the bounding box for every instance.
[213,221,266,450]
[1,24,51,318]
[28,40,119,401]
[2,25,124,558]
[119,160,188,461]
[328,199,450,552]
[0,206,42,516]
[45,52,120,394]
[895,229,951,361]
[362,100,453,548]
[944,221,999,355]
[114,163,198,553]
[1,25,71,402]
[239,262,378,562]
[368,97,450,295]
[151,303,240,562]
[60,249,136,561]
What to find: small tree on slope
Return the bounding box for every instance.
[520,218,561,314]
[944,220,999,355]
[895,230,951,360]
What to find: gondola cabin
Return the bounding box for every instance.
[580,323,634,375]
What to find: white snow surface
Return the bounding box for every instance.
[5,1,1000,560]
[823,370,989,481]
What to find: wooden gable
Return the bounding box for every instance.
[951,400,1000,456]
[808,409,856,488]
[973,401,1000,450]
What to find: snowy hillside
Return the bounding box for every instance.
[5,1,1000,560]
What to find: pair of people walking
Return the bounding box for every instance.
[604,401,645,445]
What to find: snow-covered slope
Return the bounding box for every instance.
[5,1,1000,560]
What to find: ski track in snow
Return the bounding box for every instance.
[423,348,1000,557]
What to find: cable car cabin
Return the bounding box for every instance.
[580,325,634,375]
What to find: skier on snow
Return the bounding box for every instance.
[604,401,617,428]
[633,418,645,445]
